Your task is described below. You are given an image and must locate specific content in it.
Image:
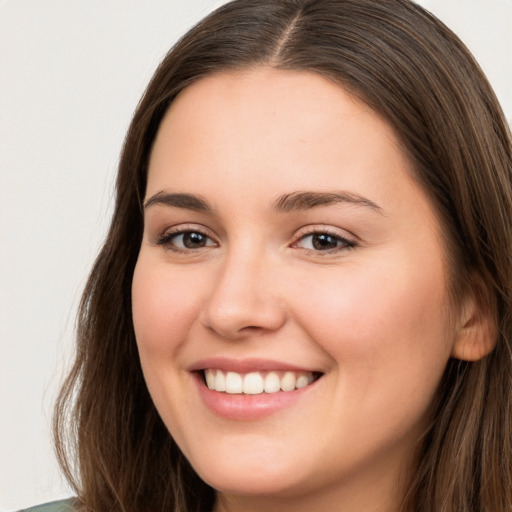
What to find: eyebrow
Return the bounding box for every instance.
[143,190,382,214]
[144,192,212,212]
[273,191,382,213]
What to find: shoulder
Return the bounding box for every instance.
[19,498,78,512]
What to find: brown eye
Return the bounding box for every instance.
[157,230,217,251]
[311,233,341,250]
[295,232,355,252]
[181,232,209,248]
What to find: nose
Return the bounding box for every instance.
[200,250,287,340]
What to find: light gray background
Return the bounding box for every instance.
[1,1,511,510]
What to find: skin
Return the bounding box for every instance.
[132,68,472,512]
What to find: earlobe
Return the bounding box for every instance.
[451,285,498,362]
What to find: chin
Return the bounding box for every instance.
[200,468,308,498]
[187,442,313,497]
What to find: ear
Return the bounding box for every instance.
[451,280,498,362]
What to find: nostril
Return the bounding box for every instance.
[240,325,263,332]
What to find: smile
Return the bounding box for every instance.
[191,361,324,420]
[204,369,318,395]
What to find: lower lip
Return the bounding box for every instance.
[193,372,318,421]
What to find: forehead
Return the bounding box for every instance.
[156,68,395,149]
[147,68,411,202]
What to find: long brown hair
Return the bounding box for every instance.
[54,1,512,511]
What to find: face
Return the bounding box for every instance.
[132,69,459,511]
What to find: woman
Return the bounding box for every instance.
[30,0,512,511]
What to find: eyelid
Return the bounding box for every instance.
[153,223,219,249]
[291,225,357,252]
[293,224,356,241]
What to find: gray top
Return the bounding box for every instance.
[19,499,77,512]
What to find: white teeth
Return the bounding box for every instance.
[296,373,314,389]
[204,369,317,395]
[264,372,281,393]
[225,371,243,394]
[280,371,296,391]
[214,370,226,392]
[243,372,264,394]
[205,369,216,390]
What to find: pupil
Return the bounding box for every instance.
[183,232,206,248]
[313,234,338,250]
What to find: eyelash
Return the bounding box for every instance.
[292,229,356,254]
[155,226,218,254]
[155,226,357,255]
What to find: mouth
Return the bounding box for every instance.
[191,361,325,420]
[202,369,323,395]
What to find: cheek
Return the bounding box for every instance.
[131,256,206,436]
[293,255,453,419]
[132,256,203,355]
[298,255,448,342]
[132,251,239,443]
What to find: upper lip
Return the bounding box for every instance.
[188,357,322,374]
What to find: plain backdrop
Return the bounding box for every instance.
[0,1,511,510]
